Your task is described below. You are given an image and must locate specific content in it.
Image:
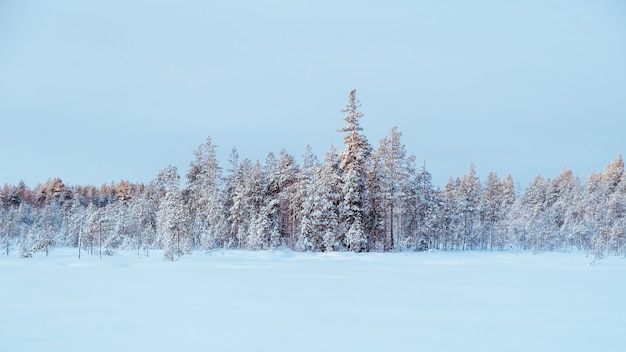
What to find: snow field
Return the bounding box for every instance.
[1,250,624,352]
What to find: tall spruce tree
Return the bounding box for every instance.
[185,136,228,250]
[337,89,371,252]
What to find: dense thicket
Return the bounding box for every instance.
[2,91,625,260]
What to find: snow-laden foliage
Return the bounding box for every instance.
[156,165,189,261]
[1,93,625,259]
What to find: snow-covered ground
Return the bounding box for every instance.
[1,249,624,352]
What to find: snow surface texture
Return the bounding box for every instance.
[1,250,624,352]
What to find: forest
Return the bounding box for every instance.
[1,90,625,260]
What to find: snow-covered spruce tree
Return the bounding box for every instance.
[514,175,554,252]
[603,155,625,256]
[31,202,61,257]
[132,182,159,256]
[499,174,516,249]
[0,206,18,255]
[228,158,264,249]
[479,172,508,251]
[337,89,371,252]
[84,203,117,258]
[400,158,435,251]
[222,147,240,248]
[102,201,126,255]
[261,152,283,249]
[377,126,410,251]
[294,145,314,251]
[317,145,342,251]
[65,198,87,258]
[606,189,626,256]
[185,136,228,250]
[250,152,281,250]
[249,197,281,250]
[442,177,461,250]
[295,145,324,251]
[81,203,97,256]
[155,165,190,261]
[364,147,385,251]
[0,185,22,255]
[583,172,608,258]
[583,155,625,259]
[22,178,74,257]
[457,163,481,250]
[547,168,581,250]
[0,185,34,257]
[13,203,34,258]
[244,160,273,249]
[267,150,300,248]
[228,158,250,248]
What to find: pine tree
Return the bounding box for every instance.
[295,145,319,251]
[115,195,141,253]
[228,159,264,249]
[377,127,409,251]
[515,175,554,252]
[264,150,299,248]
[319,145,342,251]
[223,147,240,248]
[0,207,15,255]
[245,160,277,250]
[498,174,516,250]
[102,201,125,255]
[364,151,385,251]
[185,136,228,250]
[409,162,438,250]
[227,158,249,248]
[133,183,158,256]
[156,165,189,261]
[586,155,626,258]
[84,203,117,258]
[262,152,282,249]
[65,198,87,258]
[442,177,461,250]
[248,197,281,250]
[547,168,580,250]
[457,163,481,250]
[31,203,61,257]
[480,172,503,251]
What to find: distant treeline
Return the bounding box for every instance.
[1,90,624,260]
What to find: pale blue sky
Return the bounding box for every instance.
[1,0,625,188]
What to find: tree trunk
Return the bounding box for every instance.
[389,205,394,251]
[177,229,180,255]
[99,221,102,260]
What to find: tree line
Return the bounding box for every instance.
[1,90,625,260]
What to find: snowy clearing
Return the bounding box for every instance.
[1,250,624,352]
